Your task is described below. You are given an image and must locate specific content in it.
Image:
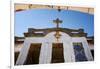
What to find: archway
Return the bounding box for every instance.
[39,31,75,64]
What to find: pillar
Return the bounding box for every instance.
[39,42,52,64]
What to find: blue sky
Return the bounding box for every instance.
[15,9,94,37]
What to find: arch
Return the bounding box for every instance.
[16,31,76,65]
[43,31,75,62]
[15,4,94,14]
[44,31,71,43]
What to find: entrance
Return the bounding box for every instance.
[51,43,64,63]
[24,43,41,65]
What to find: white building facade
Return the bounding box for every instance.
[15,28,94,65]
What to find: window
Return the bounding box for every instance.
[73,43,87,62]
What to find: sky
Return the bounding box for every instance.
[15,9,94,37]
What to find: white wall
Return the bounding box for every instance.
[16,32,93,65]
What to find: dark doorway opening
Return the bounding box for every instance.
[24,43,41,65]
[91,50,94,59]
[51,43,64,63]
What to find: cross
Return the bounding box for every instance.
[53,18,62,29]
[53,18,62,42]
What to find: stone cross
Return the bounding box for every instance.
[53,18,62,29]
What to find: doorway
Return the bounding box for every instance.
[24,43,41,65]
[51,43,64,63]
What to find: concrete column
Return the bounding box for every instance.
[70,41,76,62]
[59,32,75,62]
[82,37,93,61]
[16,40,30,65]
[39,42,52,64]
[63,41,75,62]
